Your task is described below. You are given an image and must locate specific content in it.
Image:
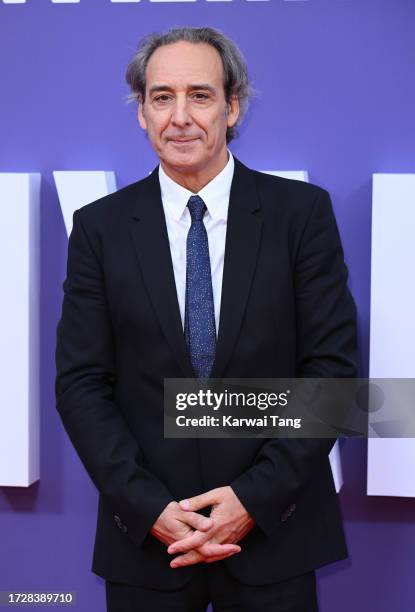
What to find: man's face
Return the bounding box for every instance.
[138,41,239,177]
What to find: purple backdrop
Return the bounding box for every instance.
[1,1,415,610]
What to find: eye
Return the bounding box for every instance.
[192,92,209,101]
[154,94,171,103]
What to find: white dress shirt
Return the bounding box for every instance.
[158,150,235,337]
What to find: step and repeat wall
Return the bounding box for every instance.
[1,2,414,611]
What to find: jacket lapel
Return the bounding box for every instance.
[210,157,262,378]
[128,157,262,380]
[129,168,194,378]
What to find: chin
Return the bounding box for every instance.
[164,153,205,171]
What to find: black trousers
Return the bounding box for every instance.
[105,562,319,612]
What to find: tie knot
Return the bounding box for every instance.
[187,195,207,222]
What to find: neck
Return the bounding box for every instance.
[160,149,229,193]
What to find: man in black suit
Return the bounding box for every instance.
[55,26,357,611]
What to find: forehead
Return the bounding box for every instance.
[145,41,224,90]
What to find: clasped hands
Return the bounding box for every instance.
[150,486,255,568]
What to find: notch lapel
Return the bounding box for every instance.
[129,168,194,378]
[128,158,262,381]
[210,158,263,378]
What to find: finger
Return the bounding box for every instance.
[179,511,213,532]
[170,549,204,569]
[205,550,239,564]
[170,544,241,568]
[168,530,212,554]
[179,490,217,512]
[196,542,241,558]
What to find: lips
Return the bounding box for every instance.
[169,137,198,143]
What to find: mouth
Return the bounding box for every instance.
[169,138,199,145]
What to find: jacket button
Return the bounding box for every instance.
[114,515,128,533]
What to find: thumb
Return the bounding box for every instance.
[179,490,216,511]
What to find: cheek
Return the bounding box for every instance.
[205,120,226,146]
[206,112,227,135]
[146,114,169,138]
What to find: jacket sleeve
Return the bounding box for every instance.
[230,187,358,537]
[55,209,174,547]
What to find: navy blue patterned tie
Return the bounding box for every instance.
[184,195,216,379]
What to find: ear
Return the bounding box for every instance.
[226,95,240,129]
[137,95,147,131]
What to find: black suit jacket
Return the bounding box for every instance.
[55,156,357,589]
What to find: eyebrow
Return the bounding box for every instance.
[148,84,217,96]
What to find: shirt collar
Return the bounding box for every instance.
[158,150,235,222]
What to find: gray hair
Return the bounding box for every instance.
[125,26,254,143]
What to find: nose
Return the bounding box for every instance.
[171,95,192,127]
